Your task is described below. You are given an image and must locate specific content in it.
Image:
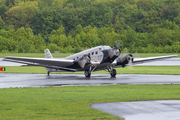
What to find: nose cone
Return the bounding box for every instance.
[108,47,121,62]
[112,47,121,57]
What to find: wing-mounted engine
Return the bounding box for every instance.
[116,54,133,67]
[101,47,121,63]
[73,54,91,69]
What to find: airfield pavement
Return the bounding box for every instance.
[0,73,180,88]
[91,100,180,120]
[1,58,180,120]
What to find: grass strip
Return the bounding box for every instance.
[0,53,72,58]
[0,84,180,120]
[1,66,180,75]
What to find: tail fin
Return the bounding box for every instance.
[44,49,53,59]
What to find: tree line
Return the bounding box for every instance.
[1,0,180,53]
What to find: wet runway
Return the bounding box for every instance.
[0,73,180,88]
[1,73,180,120]
[91,100,180,120]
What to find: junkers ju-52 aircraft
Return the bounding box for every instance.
[3,45,177,78]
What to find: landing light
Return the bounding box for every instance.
[0,67,5,71]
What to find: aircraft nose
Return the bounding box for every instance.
[113,48,120,57]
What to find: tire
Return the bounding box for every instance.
[110,69,116,78]
[85,71,91,77]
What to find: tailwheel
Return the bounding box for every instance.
[47,71,50,76]
[110,69,116,78]
[85,71,91,78]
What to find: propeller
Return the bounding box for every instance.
[101,41,121,63]
[113,41,134,68]
[127,55,133,69]
[121,47,129,56]
[120,47,134,69]
[116,53,133,68]
[115,41,123,49]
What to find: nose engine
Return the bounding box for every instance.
[116,54,133,67]
[108,47,121,58]
[102,47,121,63]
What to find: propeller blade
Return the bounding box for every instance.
[115,41,123,49]
[122,48,129,55]
[127,56,133,69]
[133,51,140,58]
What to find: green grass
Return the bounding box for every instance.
[0,53,72,58]
[1,65,180,119]
[0,53,179,58]
[0,85,180,120]
[1,66,180,75]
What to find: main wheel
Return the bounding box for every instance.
[85,71,91,77]
[47,71,50,76]
[110,69,116,78]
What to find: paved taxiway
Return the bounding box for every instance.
[0,73,180,88]
[91,100,180,120]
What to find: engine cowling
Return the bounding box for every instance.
[101,47,121,63]
[74,54,91,69]
[116,54,133,67]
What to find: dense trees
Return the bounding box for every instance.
[1,0,180,53]
[0,27,45,53]
[4,1,39,30]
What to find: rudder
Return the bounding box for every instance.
[44,49,53,59]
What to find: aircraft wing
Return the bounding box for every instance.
[132,55,178,65]
[3,56,77,71]
[3,56,101,72]
[113,54,178,67]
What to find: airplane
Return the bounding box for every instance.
[3,45,177,78]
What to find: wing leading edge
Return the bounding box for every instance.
[132,55,178,65]
[112,54,178,67]
[3,56,77,71]
[3,56,100,72]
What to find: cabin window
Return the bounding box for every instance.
[96,51,98,54]
[77,57,79,59]
[73,58,75,60]
[92,52,94,55]
[88,53,90,56]
[99,48,101,51]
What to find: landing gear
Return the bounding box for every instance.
[85,71,91,78]
[84,65,93,78]
[47,71,50,76]
[106,66,117,78]
[110,69,116,78]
